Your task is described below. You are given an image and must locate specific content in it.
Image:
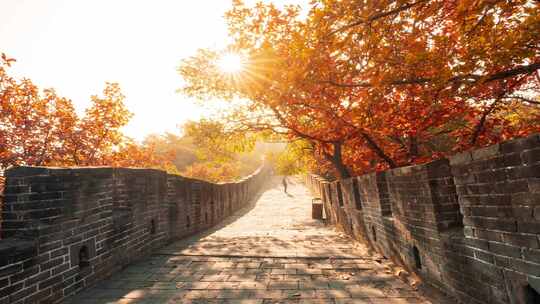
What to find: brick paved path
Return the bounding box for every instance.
[66,177,451,304]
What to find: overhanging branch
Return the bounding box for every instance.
[321,62,540,88]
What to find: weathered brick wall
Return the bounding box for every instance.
[305,134,540,304]
[340,177,369,244]
[355,172,401,263]
[0,165,268,304]
[328,181,346,231]
[445,135,540,304]
[386,160,462,292]
[314,180,333,223]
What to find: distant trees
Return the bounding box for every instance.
[179,119,262,182]
[142,133,198,171]
[178,0,540,178]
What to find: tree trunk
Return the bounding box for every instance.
[323,142,352,179]
[471,102,498,145]
[409,136,418,161]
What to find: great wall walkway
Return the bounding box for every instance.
[66,177,452,304]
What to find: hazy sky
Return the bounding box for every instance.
[0,0,307,140]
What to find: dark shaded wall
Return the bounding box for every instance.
[0,166,268,304]
[305,134,540,304]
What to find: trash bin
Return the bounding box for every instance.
[312,198,323,220]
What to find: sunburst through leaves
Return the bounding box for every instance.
[217,52,245,74]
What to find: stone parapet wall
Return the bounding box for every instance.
[0,165,268,304]
[305,134,540,304]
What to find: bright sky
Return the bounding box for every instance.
[0,0,307,141]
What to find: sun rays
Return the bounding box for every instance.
[217,53,244,74]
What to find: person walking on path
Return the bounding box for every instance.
[282,176,288,194]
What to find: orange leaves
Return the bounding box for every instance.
[0,59,72,168]
[0,53,173,172]
[182,161,243,183]
[182,0,540,178]
[104,140,179,174]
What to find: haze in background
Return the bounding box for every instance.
[0,0,308,140]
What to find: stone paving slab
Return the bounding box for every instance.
[65,177,455,304]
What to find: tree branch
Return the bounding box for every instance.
[470,97,504,145]
[504,95,540,105]
[357,131,398,168]
[268,105,335,144]
[327,0,429,37]
[321,62,540,88]
[321,141,351,178]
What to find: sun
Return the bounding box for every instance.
[217,53,244,74]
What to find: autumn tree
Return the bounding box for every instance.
[179,0,540,178]
[106,139,180,174]
[142,132,198,171]
[0,52,175,172]
[180,119,262,182]
[264,139,318,176]
[1,53,78,168]
[307,0,540,157]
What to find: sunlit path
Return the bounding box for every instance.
[66,177,452,303]
[158,177,370,258]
